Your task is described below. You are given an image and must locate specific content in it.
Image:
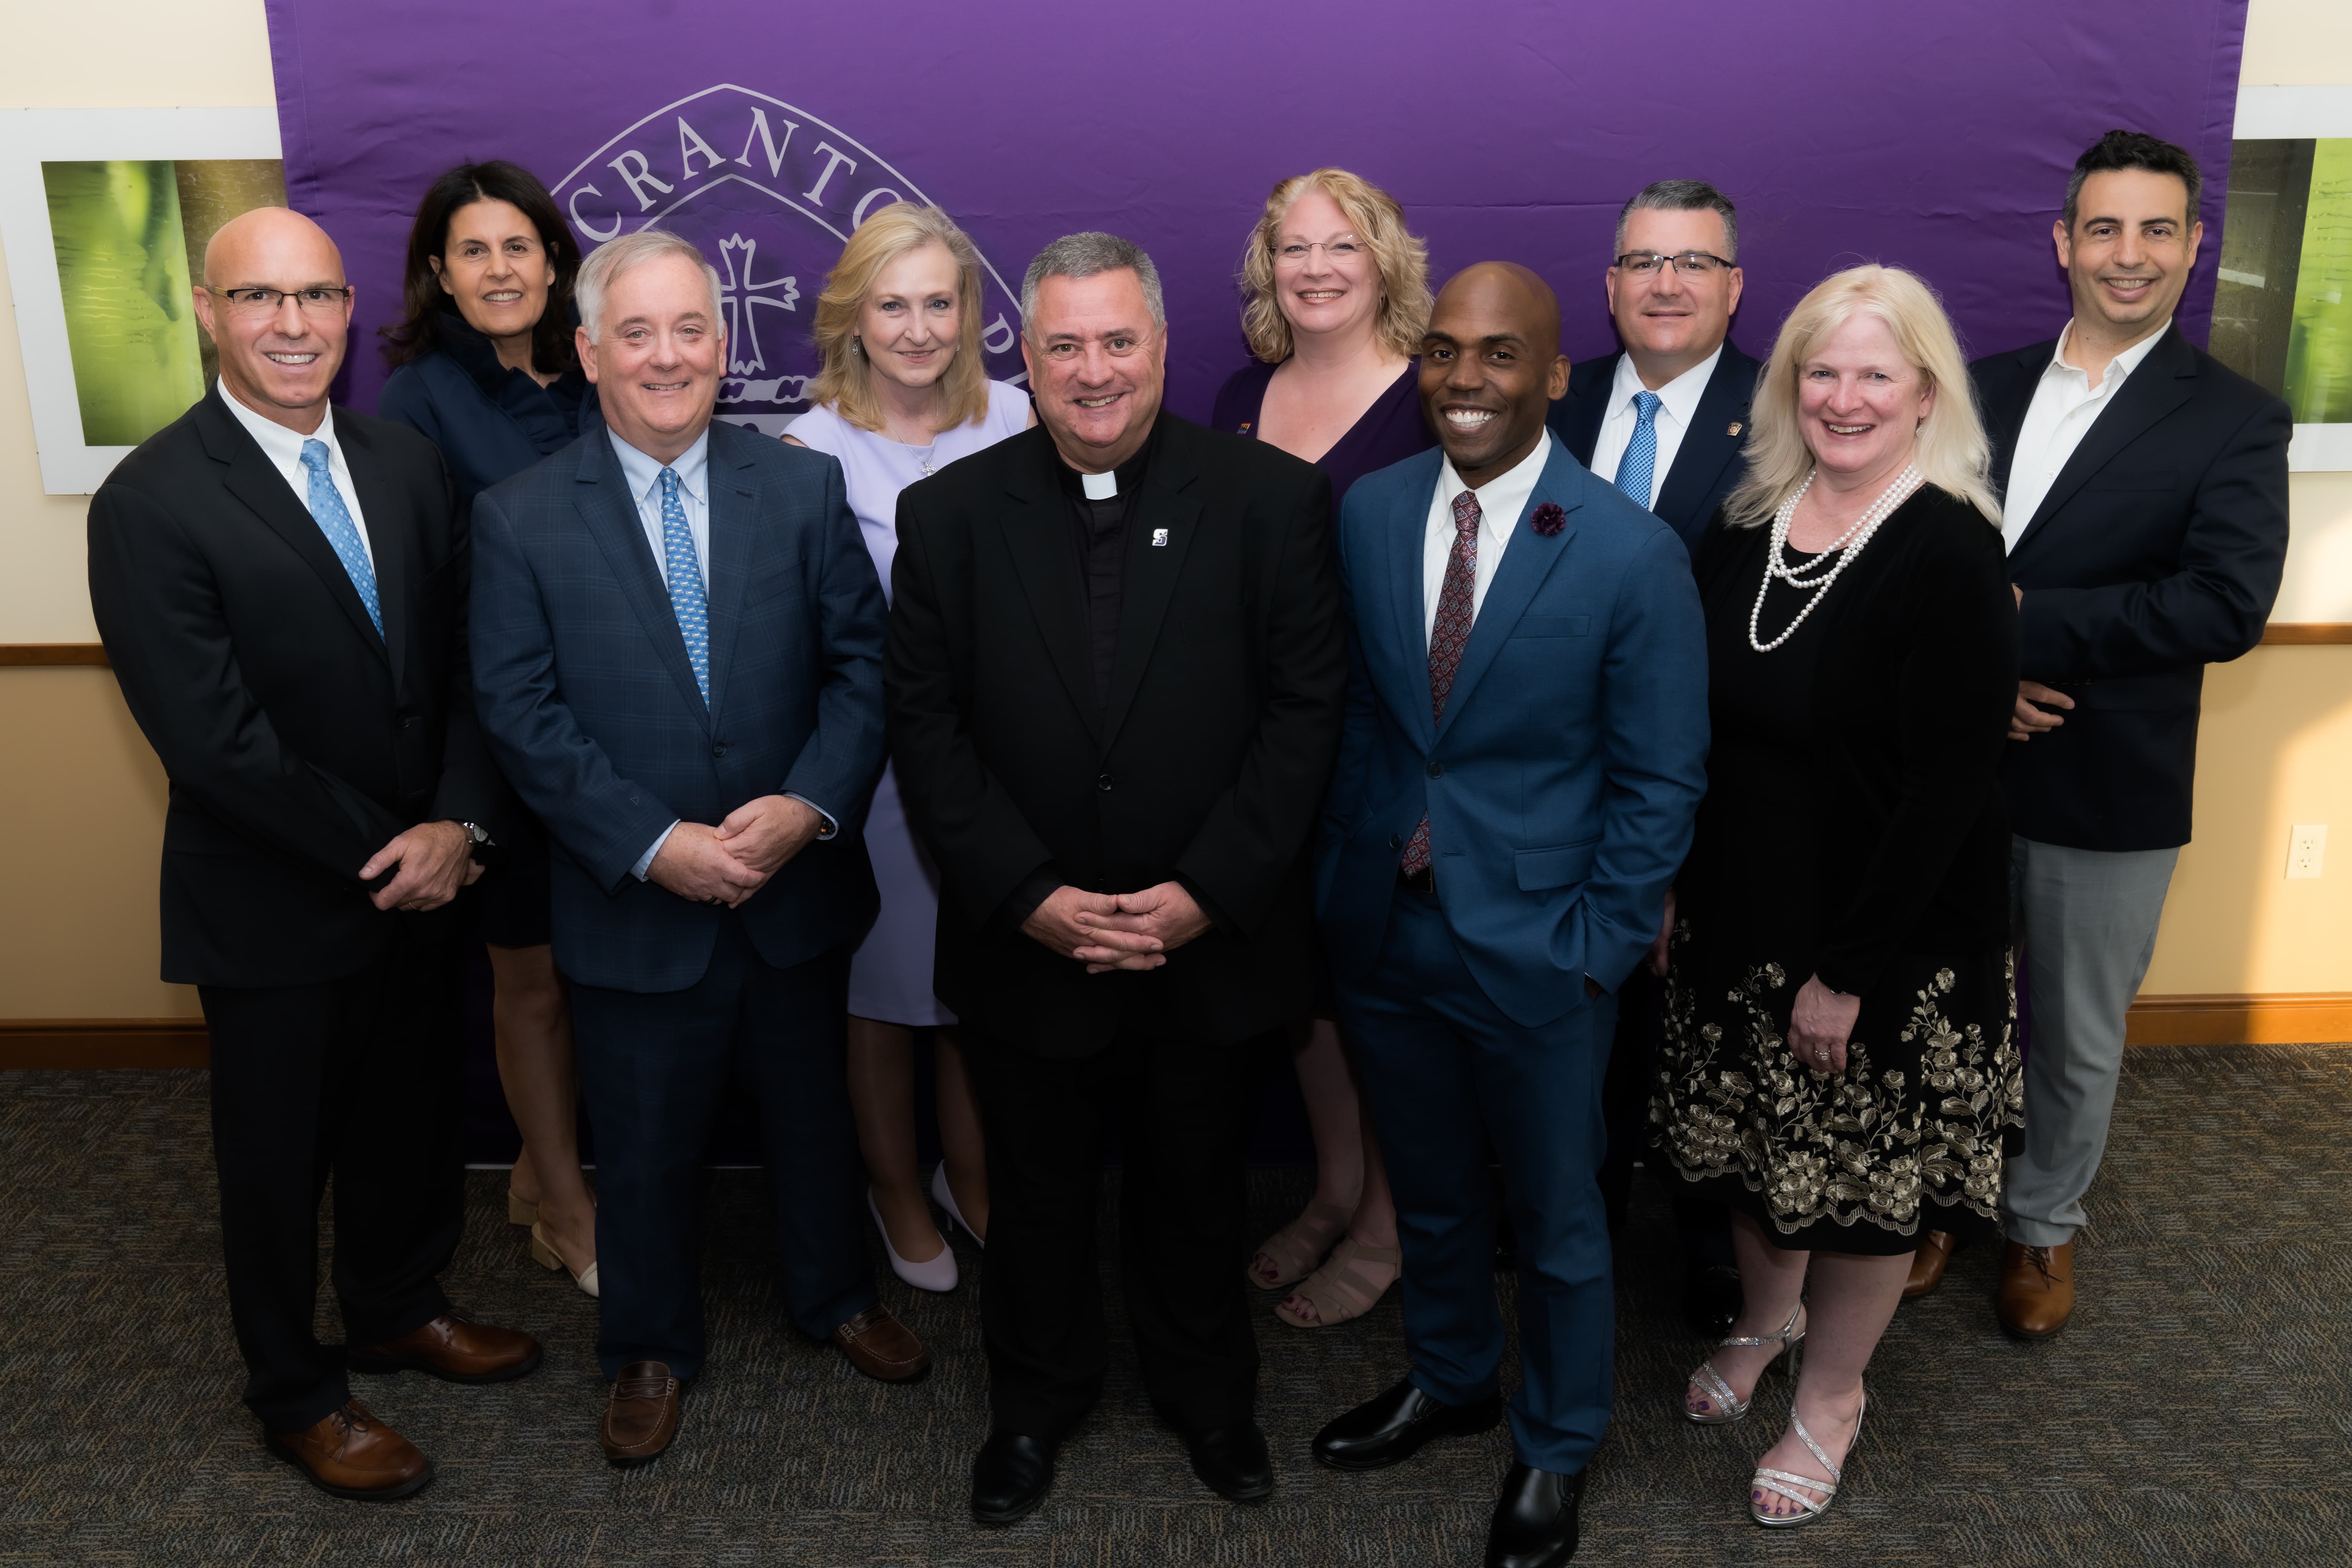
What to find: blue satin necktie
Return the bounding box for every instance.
[298,439,382,638]
[658,467,710,704]
[1613,390,1664,510]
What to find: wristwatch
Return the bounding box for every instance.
[459,821,502,867]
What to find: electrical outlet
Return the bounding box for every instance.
[2287,824,2327,880]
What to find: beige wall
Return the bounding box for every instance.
[0,0,2346,1021]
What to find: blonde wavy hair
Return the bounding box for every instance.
[1237,168,1431,364]
[1723,264,2002,529]
[809,201,991,433]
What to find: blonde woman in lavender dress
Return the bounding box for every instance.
[787,202,1030,1292]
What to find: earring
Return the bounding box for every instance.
[851,336,862,357]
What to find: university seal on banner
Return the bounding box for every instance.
[551,85,1027,437]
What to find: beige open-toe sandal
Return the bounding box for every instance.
[1274,1237,1401,1328]
[1246,1201,1350,1291]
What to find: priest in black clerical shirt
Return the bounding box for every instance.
[885,232,1344,1523]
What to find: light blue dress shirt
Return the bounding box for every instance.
[608,425,834,883]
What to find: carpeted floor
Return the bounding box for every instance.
[1,1044,2346,1566]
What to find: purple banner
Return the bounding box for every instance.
[265,0,2248,429]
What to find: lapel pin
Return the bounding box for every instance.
[1531,502,1567,537]
[1151,528,1169,547]
[1727,421,1743,437]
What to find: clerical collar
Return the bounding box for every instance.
[1054,414,1161,502]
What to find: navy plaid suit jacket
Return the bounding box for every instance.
[471,419,886,992]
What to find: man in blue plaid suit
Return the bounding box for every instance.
[472,229,927,1468]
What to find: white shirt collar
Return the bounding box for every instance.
[2048,318,2169,390]
[1435,427,1553,528]
[608,425,711,506]
[1608,343,1724,429]
[218,378,334,462]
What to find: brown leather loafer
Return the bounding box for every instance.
[267,1399,434,1500]
[1904,1230,1958,1299]
[348,1313,543,1384]
[602,1361,684,1467]
[1997,1239,2075,1339]
[831,1303,931,1382]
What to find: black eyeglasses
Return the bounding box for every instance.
[1613,252,1733,276]
[203,285,355,315]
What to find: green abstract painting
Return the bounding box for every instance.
[42,160,204,447]
[2281,139,2352,425]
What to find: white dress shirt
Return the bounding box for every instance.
[608,424,835,879]
[1588,345,1722,512]
[1999,319,2170,554]
[219,380,372,567]
[1423,430,1553,645]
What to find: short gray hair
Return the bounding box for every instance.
[576,228,724,341]
[1020,232,1164,339]
[1614,179,1739,261]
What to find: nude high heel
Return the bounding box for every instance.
[869,1188,958,1292]
[530,1221,599,1298]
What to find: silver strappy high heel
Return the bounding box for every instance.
[1683,1302,1805,1425]
[1751,1390,1865,1527]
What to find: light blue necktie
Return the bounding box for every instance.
[298,439,381,638]
[659,467,710,703]
[1613,390,1664,510]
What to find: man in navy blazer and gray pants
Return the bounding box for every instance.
[472,230,928,1467]
[1948,133,2289,1337]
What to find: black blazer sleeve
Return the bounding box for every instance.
[421,453,502,835]
[1170,463,1345,935]
[88,481,406,880]
[885,488,1064,928]
[2015,391,2290,681]
[1815,509,2019,996]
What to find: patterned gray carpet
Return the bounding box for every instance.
[1,1045,2345,1566]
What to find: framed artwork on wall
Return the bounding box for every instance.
[0,107,284,495]
[2225,85,2352,472]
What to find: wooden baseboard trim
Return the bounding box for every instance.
[2124,992,2352,1046]
[0,643,110,666]
[2258,624,2352,645]
[0,1019,207,1068]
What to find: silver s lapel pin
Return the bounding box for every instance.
[1151,528,1169,547]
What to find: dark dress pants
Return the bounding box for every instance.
[197,924,467,1433]
[568,917,874,1382]
[1339,886,1614,1474]
[961,1022,1264,1440]
[1600,964,1732,1264]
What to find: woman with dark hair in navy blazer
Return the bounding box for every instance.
[380,159,600,1297]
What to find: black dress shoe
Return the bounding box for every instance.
[1181,1421,1273,1502]
[971,1430,1056,1525]
[1314,1378,1502,1472]
[1487,1460,1585,1568]
[1682,1262,1744,1339]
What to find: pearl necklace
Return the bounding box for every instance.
[1747,463,1922,653]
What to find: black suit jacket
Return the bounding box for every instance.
[88,385,499,987]
[1548,342,1760,554]
[886,415,1347,1056]
[1973,325,2291,852]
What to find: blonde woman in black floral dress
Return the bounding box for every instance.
[1648,265,2023,1528]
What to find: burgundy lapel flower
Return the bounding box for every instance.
[1531,501,1567,537]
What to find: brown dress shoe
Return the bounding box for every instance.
[602,1361,684,1467]
[348,1313,543,1384]
[1903,1231,1958,1299]
[831,1303,931,1382]
[267,1399,434,1500]
[1997,1240,2075,1339]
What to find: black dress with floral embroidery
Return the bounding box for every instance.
[1649,490,2025,1256]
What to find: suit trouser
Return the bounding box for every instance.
[1339,887,1615,1474]
[2000,835,2179,1247]
[197,928,465,1432]
[569,917,874,1381]
[960,1023,1263,1439]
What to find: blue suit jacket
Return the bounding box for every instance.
[1316,441,1710,1028]
[470,419,887,992]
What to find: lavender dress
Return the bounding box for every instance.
[791,380,1031,1026]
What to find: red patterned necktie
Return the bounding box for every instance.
[1400,489,1481,875]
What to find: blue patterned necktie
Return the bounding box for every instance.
[1613,389,1664,510]
[659,467,710,703]
[298,439,381,638]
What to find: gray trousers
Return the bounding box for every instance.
[2000,835,2179,1247]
